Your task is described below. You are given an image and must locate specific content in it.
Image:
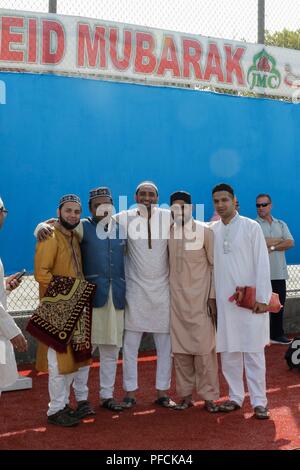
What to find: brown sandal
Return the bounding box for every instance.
[218,400,241,412]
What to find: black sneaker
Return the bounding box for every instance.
[270,336,292,345]
[47,408,80,427]
[74,400,96,419]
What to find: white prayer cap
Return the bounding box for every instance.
[135,181,158,195]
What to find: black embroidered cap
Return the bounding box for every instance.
[58,194,82,209]
[89,187,112,201]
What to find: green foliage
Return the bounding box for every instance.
[265,28,300,51]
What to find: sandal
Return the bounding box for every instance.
[154,396,177,408]
[218,400,241,413]
[254,406,270,420]
[101,398,124,412]
[204,401,220,413]
[172,400,194,411]
[120,396,137,409]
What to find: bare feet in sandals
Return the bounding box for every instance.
[155,396,177,408]
[204,400,220,413]
[218,400,241,412]
[172,400,194,411]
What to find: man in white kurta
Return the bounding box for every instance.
[117,182,175,408]
[211,184,272,420]
[0,198,27,396]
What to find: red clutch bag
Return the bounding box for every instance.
[228,286,282,313]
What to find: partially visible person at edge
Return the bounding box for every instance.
[116,181,176,409]
[34,194,94,427]
[211,184,272,420]
[256,193,295,345]
[168,191,219,413]
[0,197,27,397]
[35,187,125,413]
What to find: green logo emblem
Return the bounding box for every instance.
[247,50,281,90]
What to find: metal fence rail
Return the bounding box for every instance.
[6,266,300,313]
[1,0,300,46]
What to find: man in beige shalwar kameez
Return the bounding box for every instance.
[168,191,219,412]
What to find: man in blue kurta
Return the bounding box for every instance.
[35,187,126,413]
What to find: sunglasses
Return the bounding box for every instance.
[256,203,270,208]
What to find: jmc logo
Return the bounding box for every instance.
[247,50,281,91]
[0,80,6,104]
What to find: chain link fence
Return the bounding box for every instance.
[0,0,300,45]
[6,266,300,313]
[2,1,299,310]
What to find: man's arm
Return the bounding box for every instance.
[252,223,272,313]
[204,227,216,299]
[34,219,56,241]
[34,236,58,296]
[0,299,27,351]
[203,227,217,325]
[265,237,283,248]
[269,239,294,252]
[34,219,84,243]
[266,220,295,252]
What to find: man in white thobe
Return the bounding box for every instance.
[211,184,272,420]
[0,197,27,396]
[117,182,175,408]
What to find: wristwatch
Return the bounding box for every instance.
[270,245,276,251]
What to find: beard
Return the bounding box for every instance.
[59,215,80,231]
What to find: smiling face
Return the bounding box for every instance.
[213,190,236,222]
[135,184,158,210]
[58,202,81,226]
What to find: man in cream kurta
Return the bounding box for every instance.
[168,191,219,412]
[211,184,272,420]
[117,182,175,408]
[0,198,27,395]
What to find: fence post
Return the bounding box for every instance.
[258,0,265,44]
[49,0,57,14]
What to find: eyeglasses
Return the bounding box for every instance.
[256,203,270,208]
[0,208,8,217]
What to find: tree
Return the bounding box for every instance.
[265,28,300,51]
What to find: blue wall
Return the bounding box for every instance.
[0,71,299,273]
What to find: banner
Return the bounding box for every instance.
[1,9,300,98]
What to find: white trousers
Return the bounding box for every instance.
[93,344,120,400]
[73,365,90,402]
[47,348,75,416]
[221,351,267,408]
[123,330,172,392]
[72,345,120,401]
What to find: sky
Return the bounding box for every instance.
[0,0,300,44]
